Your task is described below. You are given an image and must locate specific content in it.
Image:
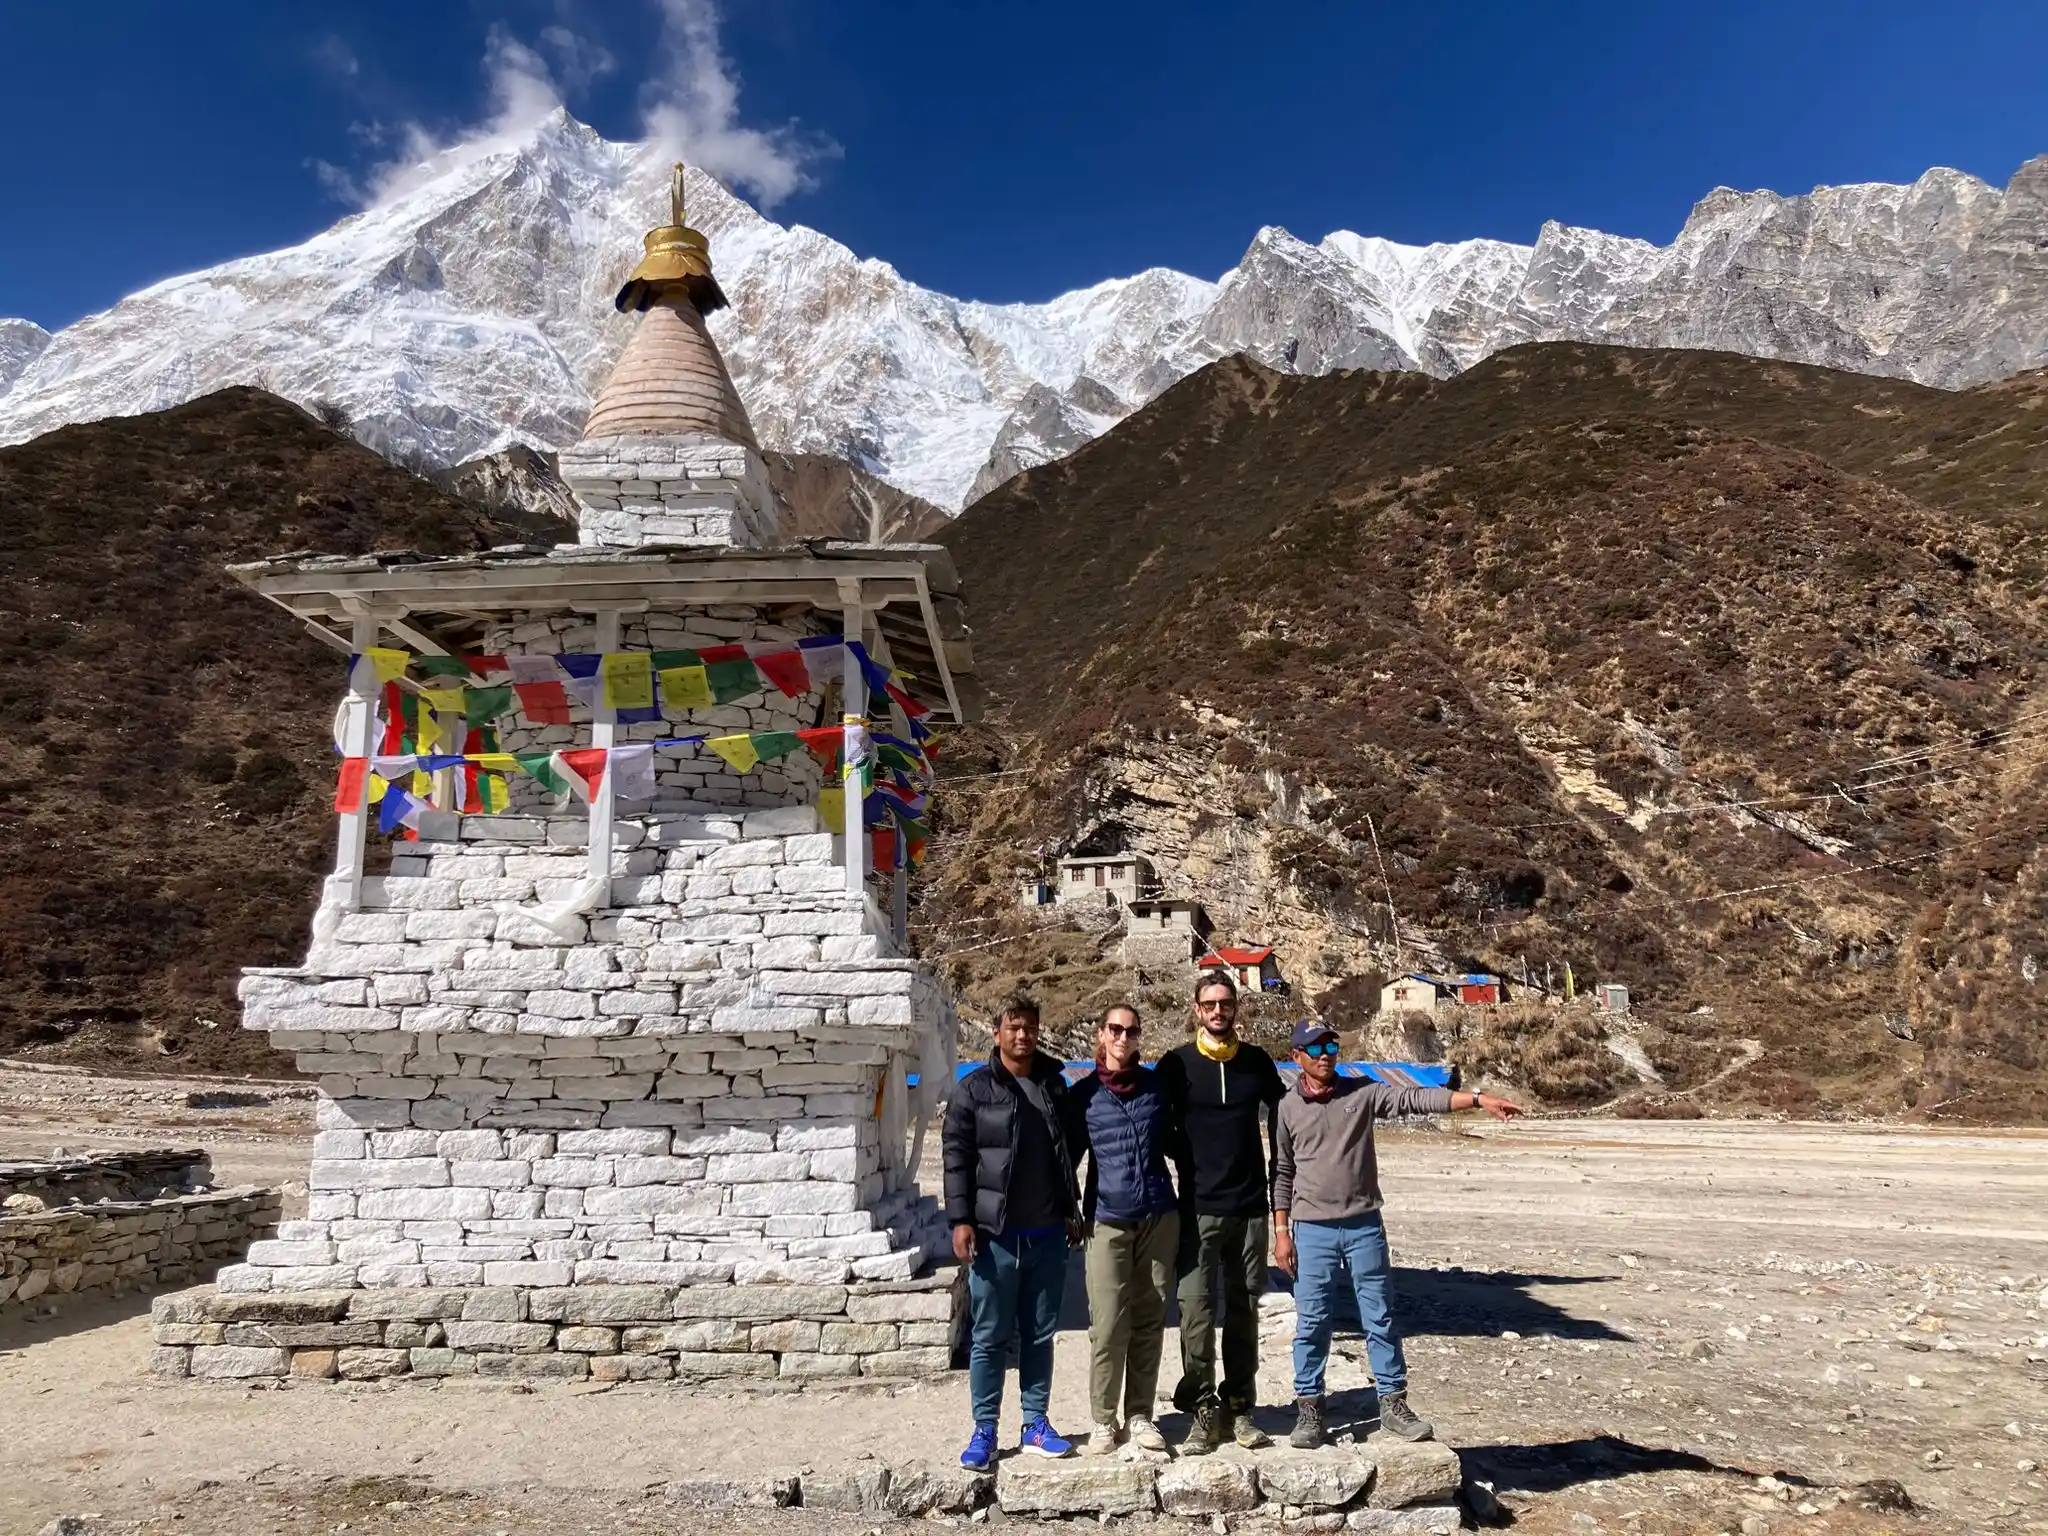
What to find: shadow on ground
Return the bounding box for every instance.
[1462,1433,1757,1495]
[0,1286,157,1352]
[1048,1252,1628,1343]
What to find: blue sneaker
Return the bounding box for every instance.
[960,1423,997,1470]
[1019,1417,1076,1458]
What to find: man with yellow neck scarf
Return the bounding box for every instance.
[1157,970,1285,1454]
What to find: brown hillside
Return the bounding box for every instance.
[0,389,565,1073]
[934,345,2048,1121]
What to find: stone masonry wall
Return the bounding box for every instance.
[475,607,828,816]
[557,435,777,550]
[151,1273,954,1384]
[225,804,955,1300]
[3,1187,280,1315]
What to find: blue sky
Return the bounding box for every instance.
[3,0,2044,330]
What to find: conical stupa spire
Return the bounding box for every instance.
[579,163,759,449]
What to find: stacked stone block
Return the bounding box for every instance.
[153,1274,954,1383]
[557,435,778,549]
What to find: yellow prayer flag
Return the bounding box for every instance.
[658,664,715,711]
[366,647,409,684]
[600,652,655,712]
[707,734,762,774]
[816,786,844,834]
[471,753,520,773]
[367,773,389,804]
[410,769,434,799]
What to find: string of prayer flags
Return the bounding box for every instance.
[348,648,409,697]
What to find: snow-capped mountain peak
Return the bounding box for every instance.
[1,113,2041,511]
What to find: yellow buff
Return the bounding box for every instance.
[1195,1029,1239,1064]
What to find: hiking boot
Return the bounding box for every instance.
[1181,1398,1227,1456]
[1081,1422,1121,1456]
[1376,1391,1435,1442]
[1289,1395,1327,1449]
[1126,1415,1168,1453]
[1232,1410,1271,1450]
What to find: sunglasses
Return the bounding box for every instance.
[1298,1040,1340,1058]
[1103,1024,1141,1038]
[1196,999,1237,1011]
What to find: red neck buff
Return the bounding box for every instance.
[1298,1072,1339,1103]
[1094,1053,1141,1096]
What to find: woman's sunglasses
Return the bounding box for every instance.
[1298,1040,1340,1058]
[1103,1024,1141,1038]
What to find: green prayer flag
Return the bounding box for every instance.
[513,752,570,796]
[751,732,802,762]
[415,655,474,678]
[706,658,758,704]
[464,685,513,727]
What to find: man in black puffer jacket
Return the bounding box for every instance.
[942,993,1082,1469]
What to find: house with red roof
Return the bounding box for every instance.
[1198,944,1282,993]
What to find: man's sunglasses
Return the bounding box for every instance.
[1196,999,1237,1011]
[1298,1040,1340,1058]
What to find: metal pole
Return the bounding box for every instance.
[587,607,622,891]
[332,613,381,912]
[840,581,869,898]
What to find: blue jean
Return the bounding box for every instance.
[968,1229,1068,1427]
[1291,1211,1407,1397]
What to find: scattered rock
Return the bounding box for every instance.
[660,1476,799,1508]
[35,1519,96,1536]
[997,1459,1158,1517]
[1739,1517,1770,1536]
[4,1193,48,1214]
[1343,1511,1463,1534]
[801,1460,891,1513]
[1258,1448,1373,1510]
[883,1460,993,1517]
[1678,1339,1717,1360]
[1921,1449,1944,1467]
[1365,1442,1462,1510]
[1157,1456,1261,1516]
[1849,1478,1914,1513]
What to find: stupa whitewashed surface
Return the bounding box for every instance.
[151,169,979,1385]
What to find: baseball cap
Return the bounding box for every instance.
[1290,1019,1338,1049]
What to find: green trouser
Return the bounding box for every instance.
[1173,1211,1267,1414]
[1084,1212,1180,1426]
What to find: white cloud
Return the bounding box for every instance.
[639,0,838,210]
[315,2,833,213]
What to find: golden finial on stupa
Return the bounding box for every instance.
[614,163,728,315]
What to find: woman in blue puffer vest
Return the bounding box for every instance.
[1066,1001,1188,1456]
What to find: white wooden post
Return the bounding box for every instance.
[332,613,382,912]
[587,607,622,890]
[840,580,869,897]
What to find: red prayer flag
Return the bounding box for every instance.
[694,643,746,663]
[797,725,845,767]
[884,680,931,719]
[334,757,369,813]
[511,678,572,725]
[379,683,406,753]
[751,648,810,699]
[871,828,897,871]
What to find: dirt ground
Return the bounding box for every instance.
[3,1063,2045,1536]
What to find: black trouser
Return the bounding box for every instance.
[1172,1211,1266,1413]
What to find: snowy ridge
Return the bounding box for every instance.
[1,111,2042,510]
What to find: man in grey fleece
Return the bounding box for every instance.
[1271,1019,1522,1448]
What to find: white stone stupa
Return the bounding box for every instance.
[151,168,980,1386]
